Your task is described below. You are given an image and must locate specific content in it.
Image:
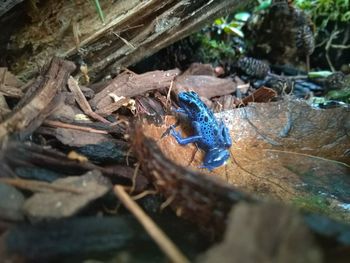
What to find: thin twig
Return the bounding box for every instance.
[44,120,108,134]
[325,27,340,72]
[113,32,135,49]
[165,80,174,109]
[130,162,140,194]
[132,190,158,201]
[114,185,190,263]
[331,44,350,49]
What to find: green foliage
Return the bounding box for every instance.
[254,0,272,11]
[192,33,236,64]
[213,15,248,38]
[295,0,350,29]
[326,88,350,103]
[292,195,335,217]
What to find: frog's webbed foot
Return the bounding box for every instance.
[201,148,230,170]
[161,120,181,139]
[170,125,202,145]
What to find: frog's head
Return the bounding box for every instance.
[177,91,201,112]
[202,147,230,171]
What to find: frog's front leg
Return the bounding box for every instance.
[219,121,232,148]
[170,122,202,145]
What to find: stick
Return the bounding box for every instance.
[113,185,190,263]
[44,120,109,134]
[0,178,83,194]
[67,76,111,124]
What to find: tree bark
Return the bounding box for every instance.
[3,0,252,82]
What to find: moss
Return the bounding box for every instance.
[292,195,332,216]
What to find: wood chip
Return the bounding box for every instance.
[0,58,76,141]
[242,86,277,105]
[67,76,110,123]
[90,69,179,112]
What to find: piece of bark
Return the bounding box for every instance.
[135,95,165,125]
[67,76,110,123]
[211,95,240,112]
[3,216,149,261]
[0,68,23,99]
[0,95,11,120]
[53,128,112,147]
[0,58,76,141]
[181,63,216,77]
[174,75,237,99]
[242,86,277,105]
[0,67,23,89]
[95,97,130,117]
[22,170,111,220]
[79,85,95,99]
[90,69,179,113]
[4,0,251,81]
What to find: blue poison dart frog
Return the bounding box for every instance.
[169,91,232,170]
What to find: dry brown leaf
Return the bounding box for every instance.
[143,100,350,222]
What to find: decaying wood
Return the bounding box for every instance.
[174,75,238,99]
[0,58,75,141]
[67,76,110,123]
[90,69,179,114]
[0,68,23,98]
[4,0,251,81]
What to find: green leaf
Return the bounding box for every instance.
[326,88,350,100]
[234,12,251,22]
[308,71,333,78]
[255,0,272,11]
[214,18,224,26]
[226,26,244,38]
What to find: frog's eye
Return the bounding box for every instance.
[190,91,197,95]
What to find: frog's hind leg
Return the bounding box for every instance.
[170,126,202,145]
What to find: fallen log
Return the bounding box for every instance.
[2,0,252,81]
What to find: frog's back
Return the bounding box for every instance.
[193,102,221,150]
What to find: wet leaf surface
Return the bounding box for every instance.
[143,99,350,222]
